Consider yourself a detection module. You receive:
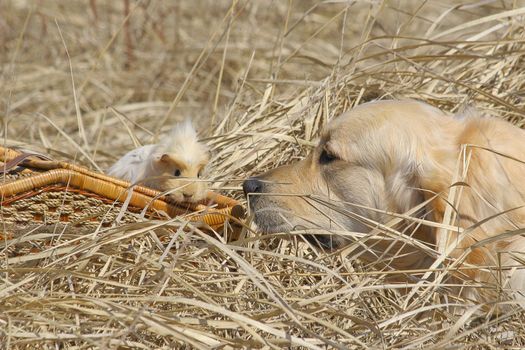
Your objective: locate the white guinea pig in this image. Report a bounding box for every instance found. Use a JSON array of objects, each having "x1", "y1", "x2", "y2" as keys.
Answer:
[{"x1": 108, "y1": 120, "x2": 209, "y2": 203}]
